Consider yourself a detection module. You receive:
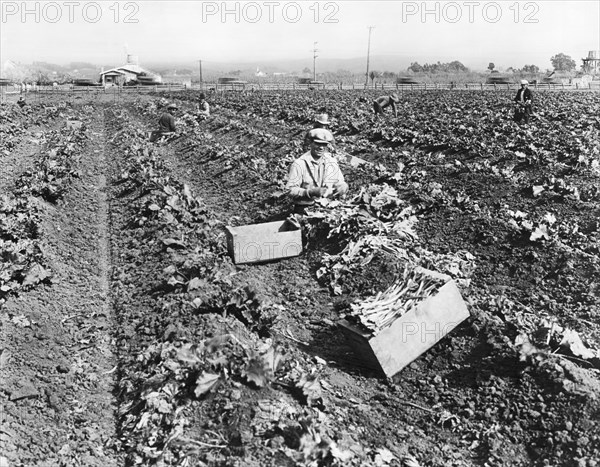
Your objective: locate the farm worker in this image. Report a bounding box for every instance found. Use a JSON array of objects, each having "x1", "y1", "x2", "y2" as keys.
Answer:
[
  {"x1": 150, "y1": 103, "x2": 178, "y2": 142},
  {"x1": 17, "y1": 96, "x2": 26, "y2": 108},
  {"x1": 197, "y1": 92, "x2": 210, "y2": 120},
  {"x1": 158, "y1": 103, "x2": 178, "y2": 134},
  {"x1": 302, "y1": 113, "x2": 336, "y2": 152},
  {"x1": 286, "y1": 128, "x2": 348, "y2": 215},
  {"x1": 373, "y1": 93, "x2": 399, "y2": 117},
  {"x1": 514, "y1": 80, "x2": 533, "y2": 124}
]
